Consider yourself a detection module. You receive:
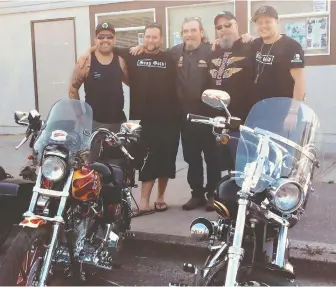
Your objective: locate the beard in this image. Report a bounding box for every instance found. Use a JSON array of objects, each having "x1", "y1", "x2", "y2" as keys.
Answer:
[
  {"x1": 144, "y1": 43, "x2": 160, "y2": 53},
  {"x1": 184, "y1": 41, "x2": 198, "y2": 51},
  {"x1": 219, "y1": 37, "x2": 235, "y2": 49}
]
